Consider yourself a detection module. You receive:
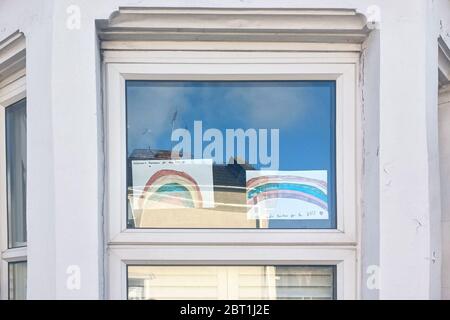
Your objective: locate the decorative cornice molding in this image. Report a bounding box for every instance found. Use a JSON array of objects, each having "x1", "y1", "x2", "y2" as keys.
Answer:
[
  {"x1": 0, "y1": 31, "x2": 26, "y2": 84},
  {"x1": 97, "y1": 7, "x2": 370, "y2": 45}
]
